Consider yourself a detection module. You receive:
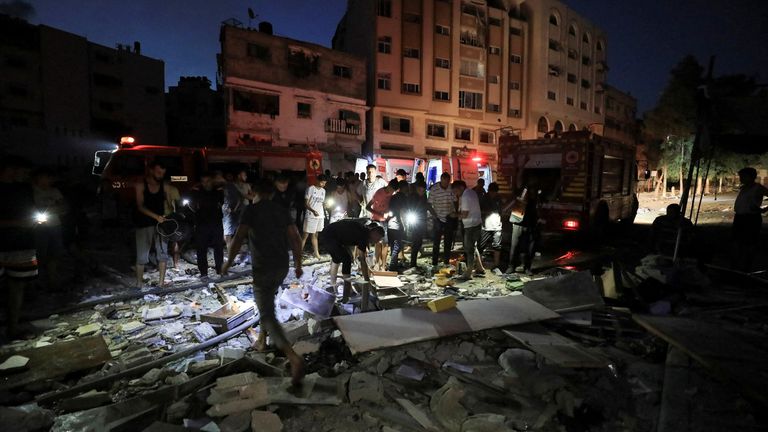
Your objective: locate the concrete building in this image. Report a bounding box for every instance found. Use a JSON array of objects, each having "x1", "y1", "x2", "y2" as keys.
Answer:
[
  {"x1": 166, "y1": 76, "x2": 225, "y2": 148},
  {"x1": 603, "y1": 84, "x2": 637, "y2": 147},
  {"x1": 0, "y1": 14, "x2": 166, "y2": 167},
  {"x1": 218, "y1": 20, "x2": 368, "y2": 171},
  {"x1": 332, "y1": 0, "x2": 608, "y2": 160}
]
